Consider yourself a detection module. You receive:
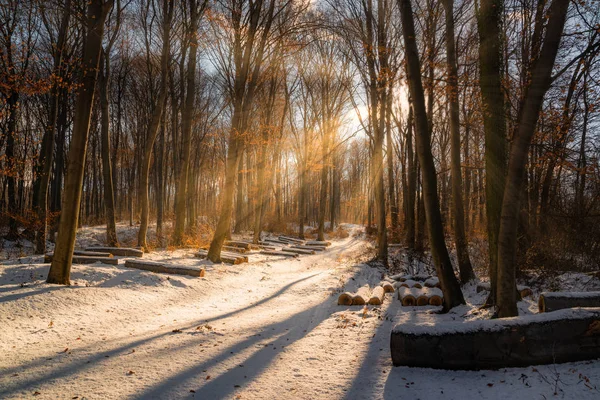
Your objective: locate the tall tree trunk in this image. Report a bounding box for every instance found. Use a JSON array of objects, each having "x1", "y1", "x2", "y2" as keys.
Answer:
[
  {"x1": 496, "y1": 0, "x2": 569, "y2": 318},
  {"x1": 399, "y1": 0, "x2": 465, "y2": 310},
  {"x1": 442, "y1": 0, "x2": 475, "y2": 283},
  {"x1": 173, "y1": 3, "x2": 200, "y2": 245},
  {"x1": 99, "y1": 50, "x2": 119, "y2": 247},
  {"x1": 476, "y1": 0, "x2": 508, "y2": 306},
  {"x1": 47, "y1": 0, "x2": 113, "y2": 285},
  {"x1": 33, "y1": 0, "x2": 71, "y2": 254},
  {"x1": 137, "y1": 0, "x2": 173, "y2": 251},
  {"x1": 405, "y1": 106, "x2": 416, "y2": 249}
]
